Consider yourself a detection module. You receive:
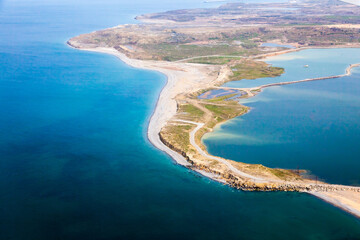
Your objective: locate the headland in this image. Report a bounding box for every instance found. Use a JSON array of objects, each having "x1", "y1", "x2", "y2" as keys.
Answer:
[{"x1": 68, "y1": 0, "x2": 360, "y2": 218}]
